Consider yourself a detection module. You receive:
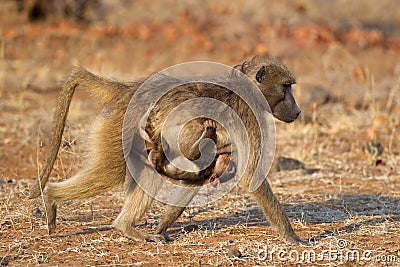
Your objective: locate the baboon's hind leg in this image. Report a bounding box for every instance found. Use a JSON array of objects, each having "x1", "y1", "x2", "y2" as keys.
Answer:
[
  {"x1": 45, "y1": 196, "x2": 57, "y2": 234},
  {"x1": 113, "y1": 168, "x2": 166, "y2": 242},
  {"x1": 45, "y1": 156, "x2": 126, "y2": 233}
]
